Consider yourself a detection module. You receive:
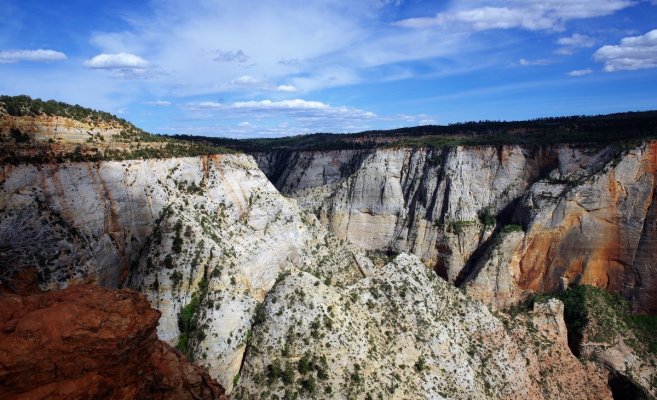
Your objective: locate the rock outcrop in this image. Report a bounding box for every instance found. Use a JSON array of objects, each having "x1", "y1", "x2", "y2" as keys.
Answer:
[
  {"x1": 257, "y1": 143, "x2": 657, "y2": 313},
  {"x1": 0, "y1": 154, "x2": 360, "y2": 392},
  {"x1": 0, "y1": 284, "x2": 226, "y2": 400},
  {"x1": 235, "y1": 254, "x2": 611, "y2": 399}
]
